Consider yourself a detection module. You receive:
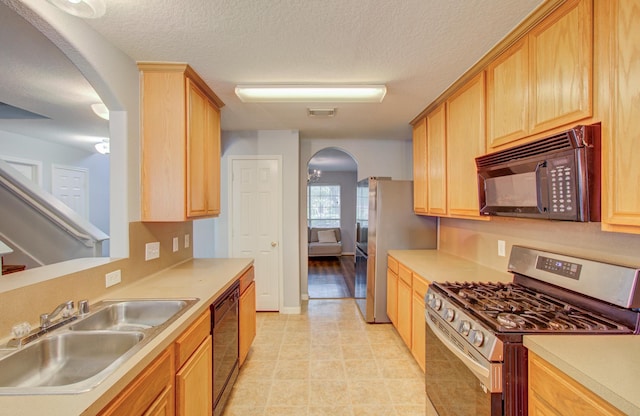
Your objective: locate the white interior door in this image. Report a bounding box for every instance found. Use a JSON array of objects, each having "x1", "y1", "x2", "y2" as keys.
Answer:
[
  {"x1": 52, "y1": 165, "x2": 89, "y2": 219},
  {"x1": 231, "y1": 158, "x2": 281, "y2": 311}
]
